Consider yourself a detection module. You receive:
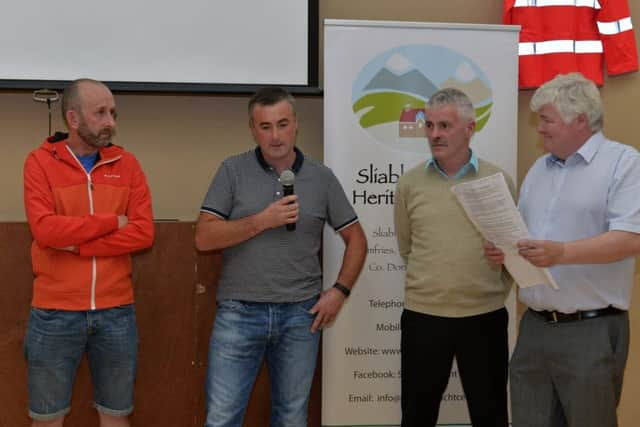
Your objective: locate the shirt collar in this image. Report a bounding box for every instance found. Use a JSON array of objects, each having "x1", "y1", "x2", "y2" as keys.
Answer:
[
  {"x1": 254, "y1": 146, "x2": 304, "y2": 173},
  {"x1": 545, "y1": 131, "x2": 604, "y2": 167},
  {"x1": 425, "y1": 149, "x2": 479, "y2": 179}
]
